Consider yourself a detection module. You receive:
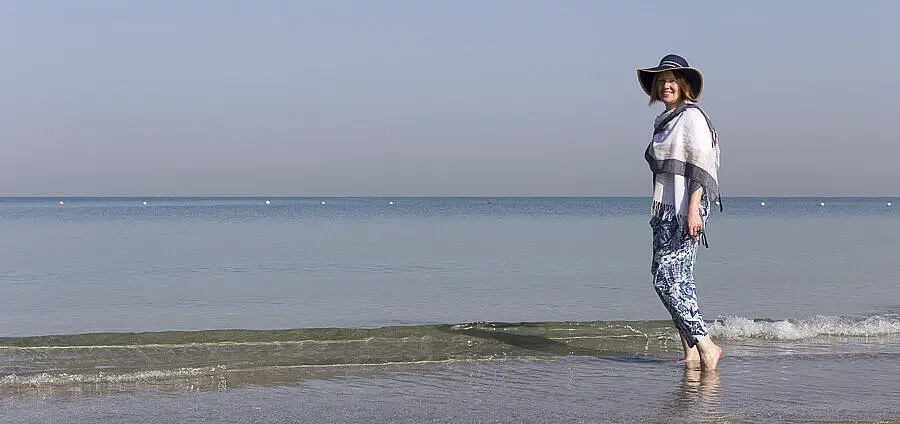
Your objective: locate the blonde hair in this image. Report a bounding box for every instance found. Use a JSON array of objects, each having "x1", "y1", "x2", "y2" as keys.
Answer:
[{"x1": 648, "y1": 70, "x2": 698, "y2": 106}]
